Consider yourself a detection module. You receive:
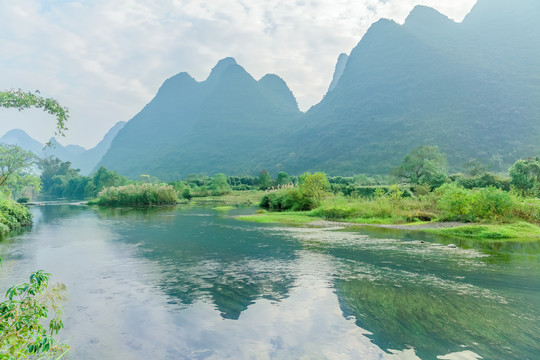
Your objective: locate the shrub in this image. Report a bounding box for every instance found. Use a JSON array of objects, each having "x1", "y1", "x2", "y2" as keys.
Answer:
[
  {"x1": 436, "y1": 184, "x2": 517, "y2": 222},
  {"x1": 96, "y1": 184, "x2": 178, "y2": 206},
  {"x1": 436, "y1": 183, "x2": 475, "y2": 221},
  {"x1": 0, "y1": 199, "x2": 32, "y2": 233},
  {"x1": 472, "y1": 187, "x2": 515, "y2": 220},
  {"x1": 0, "y1": 270, "x2": 67, "y2": 357},
  {"x1": 260, "y1": 188, "x2": 315, "y2": 212}
]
